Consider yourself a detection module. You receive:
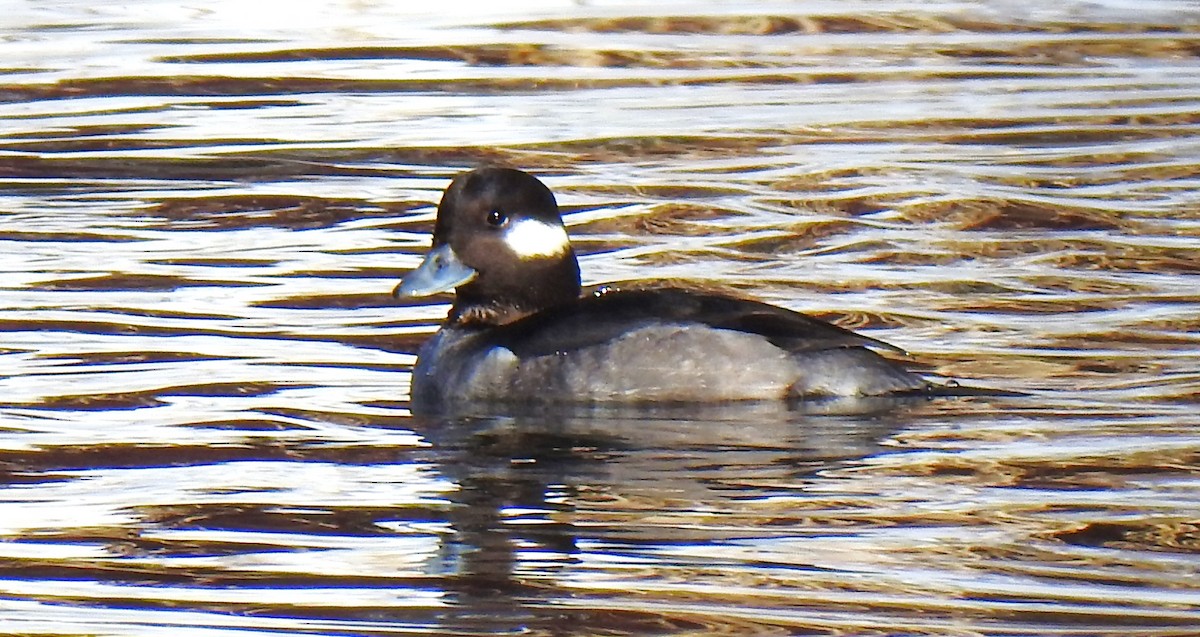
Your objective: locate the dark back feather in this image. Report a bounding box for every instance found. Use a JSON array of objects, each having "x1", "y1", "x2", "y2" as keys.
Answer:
[{"x1": 486, "y1": 288, "x2": 904, "y2": 358}]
